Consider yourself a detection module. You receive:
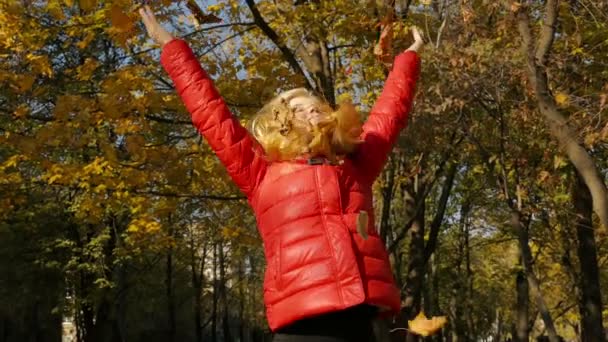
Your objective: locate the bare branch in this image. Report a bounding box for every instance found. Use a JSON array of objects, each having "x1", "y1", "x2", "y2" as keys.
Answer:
[
  {"x1": 145, "y1": 114, "x2": 192, "y2": 125},
  {"x1": 197, "y1": 27, "x2": 256, "y2": 58},
  {"x1": 244, "y1": 0, "x2": 315, "y2": 91},
  {"x1": 135, "y1": 190, "x2": 246, "y2": 201},
  {"x1": 129, "y1": 22, "x2": 257, "y2": 58},
  {"x1": 423, "y1": 161, "x2": 457, "y2": 263}
]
